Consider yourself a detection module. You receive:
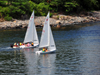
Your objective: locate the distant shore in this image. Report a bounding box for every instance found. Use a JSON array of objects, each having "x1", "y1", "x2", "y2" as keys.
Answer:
[{"x1": 0, "y1": 11, "x2": 100, "y2": 29}]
